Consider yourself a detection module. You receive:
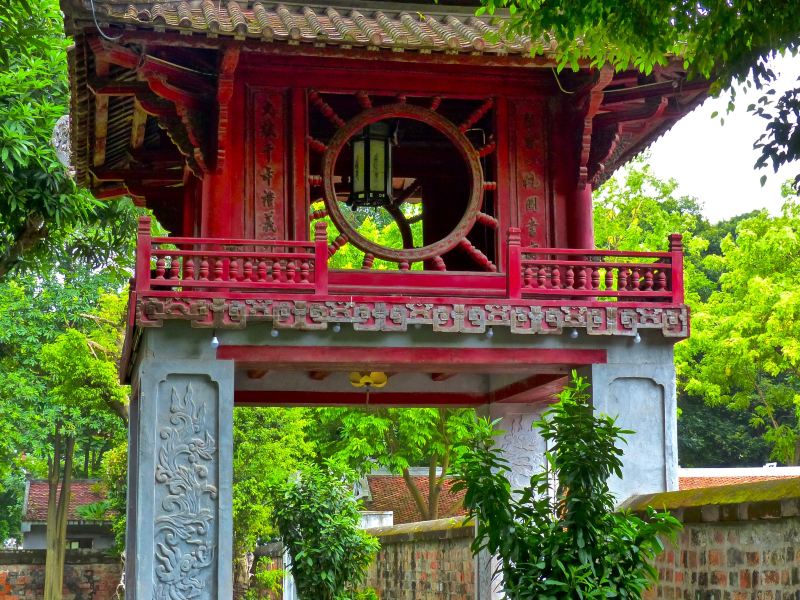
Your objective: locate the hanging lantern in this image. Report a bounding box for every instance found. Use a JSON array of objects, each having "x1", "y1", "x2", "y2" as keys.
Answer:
[{"x1": 347, "y1": 121, "x2": 393, "y2": 210}]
